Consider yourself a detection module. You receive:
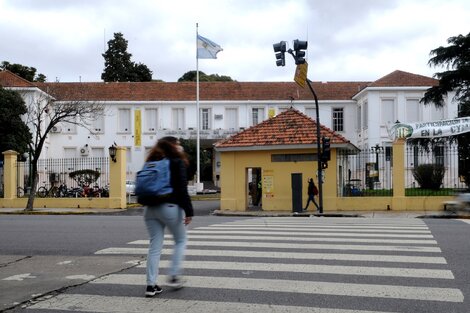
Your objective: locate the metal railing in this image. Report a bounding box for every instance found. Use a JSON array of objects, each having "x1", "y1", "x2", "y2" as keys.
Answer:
[
  {"x1": 16, "y1": 157, "x2": 110, "y2": 198},
  {"x1": 337, "y1": 147, "x2": 393, "y2": 197}
]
